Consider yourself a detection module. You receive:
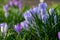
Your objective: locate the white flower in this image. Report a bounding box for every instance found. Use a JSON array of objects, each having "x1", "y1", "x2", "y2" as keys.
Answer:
[
  {"x1": 0, "y1": 23, "x2": 8, "y2": 36},
  {"x1": 5, "y1": 12, "x2": 8, "y2": 18}
]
